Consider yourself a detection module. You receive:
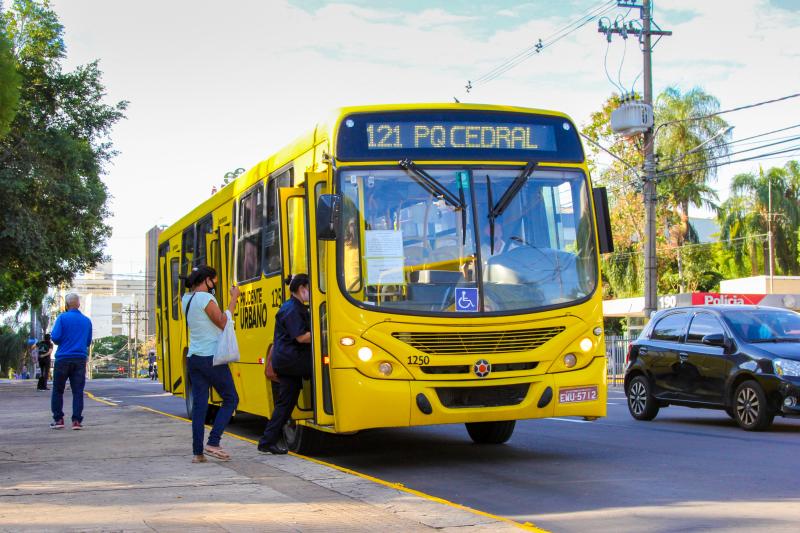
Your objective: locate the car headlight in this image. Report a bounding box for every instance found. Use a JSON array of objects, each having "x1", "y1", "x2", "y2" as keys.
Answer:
[{"x1": 774, "y1": 358, "x2": 800, "y2": 377}]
